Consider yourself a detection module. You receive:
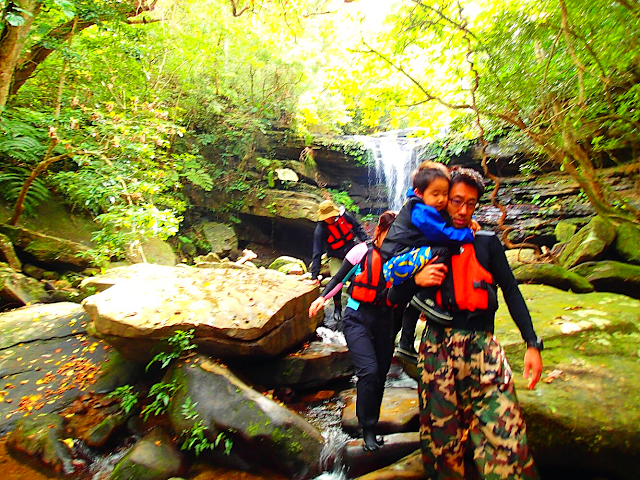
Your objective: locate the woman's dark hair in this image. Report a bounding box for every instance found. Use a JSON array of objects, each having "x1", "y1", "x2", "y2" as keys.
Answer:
[
  {"x1": 413, "y1": 167, "x2": 449, "y2": 193},
  {"x1": 449, "y1": 166, "x2": 485, "y2": 197},
  {"x1": 374, "y1": 210, "x2": 397, "y2": 243}
]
